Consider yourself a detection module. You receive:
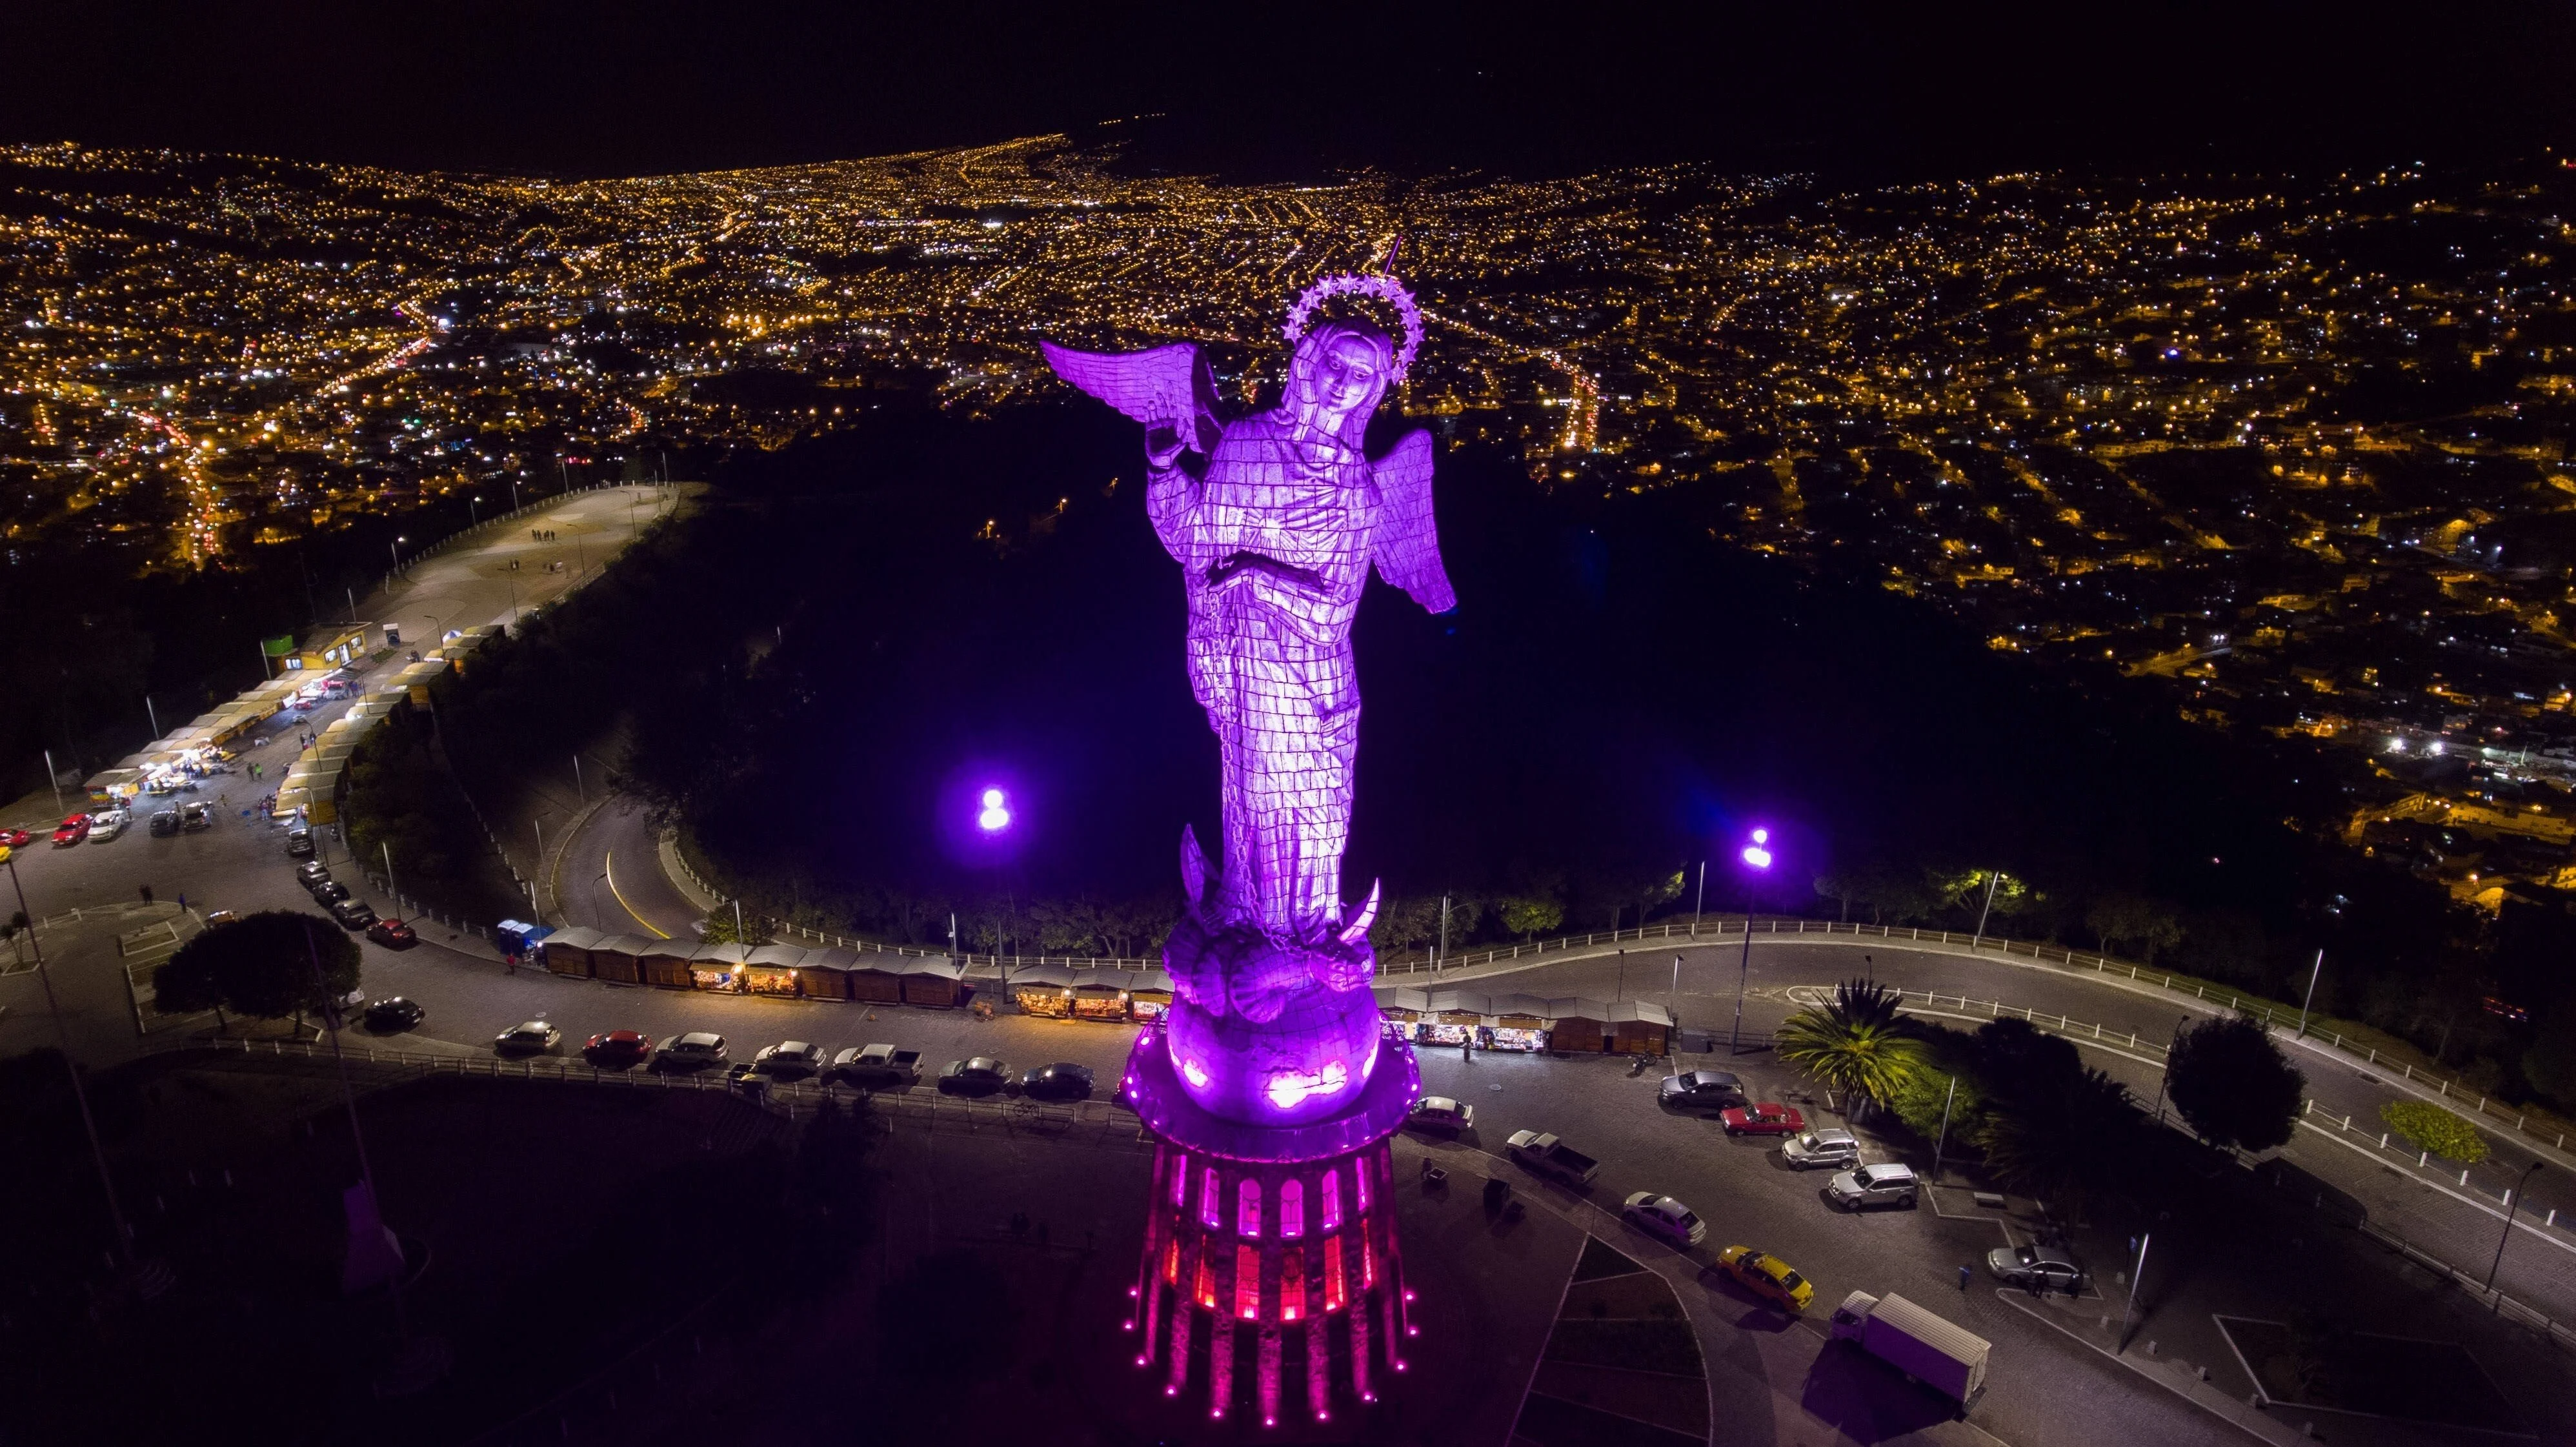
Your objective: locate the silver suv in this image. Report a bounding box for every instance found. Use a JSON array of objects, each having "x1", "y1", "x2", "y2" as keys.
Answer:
[
  {"x1": 653, "y1": 1031, "x2": 729, "y2": 1071},
  {"x1": 1825, "y1": 1162, "x2": 1919, "y2": 1210},
  {"x1": 1781, "y1": 1128, "x2": 1861, "y2": 1171}
]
